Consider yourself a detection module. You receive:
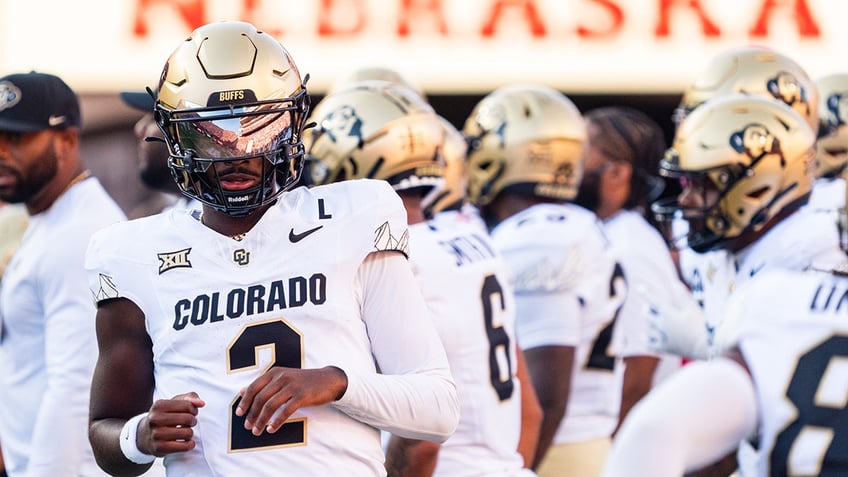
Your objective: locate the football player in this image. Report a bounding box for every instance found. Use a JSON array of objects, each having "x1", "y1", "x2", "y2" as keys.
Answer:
[
  {"x1": 607, "y1": 94, "x2": 848, "y2": 476},
  {"x1": 573, "y1": 106, "x2": 685, "y2": 432},
  {"x1": 667, "y1": 46, "x2": 820, "y2": 337},
  {"x1": 305, "y1": 79, "x2": 541, "y2": 477},
  {"x1": 85, "y1": 21, "x2": 458, "y2": 476},
  {"x1": 464, "y1": 84, "x2": 626, "y2": 477}
]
